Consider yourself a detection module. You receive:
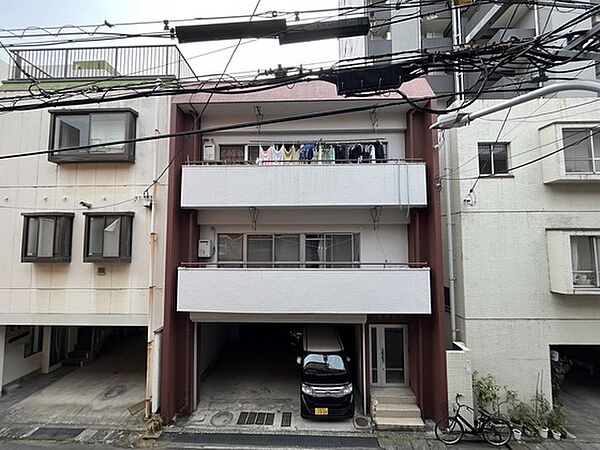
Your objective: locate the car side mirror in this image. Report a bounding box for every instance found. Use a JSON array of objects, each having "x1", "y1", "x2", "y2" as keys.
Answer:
[{"x1": 296, "y1": 356, "x2": 302, "y2": 365}]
